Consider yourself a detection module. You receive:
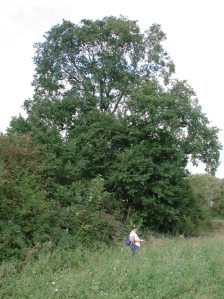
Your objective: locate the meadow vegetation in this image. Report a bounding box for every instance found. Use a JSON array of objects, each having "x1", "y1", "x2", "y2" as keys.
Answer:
[{"x1": 1, "y1": 223, "x2": 224, "y2": 298}]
